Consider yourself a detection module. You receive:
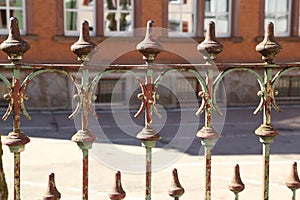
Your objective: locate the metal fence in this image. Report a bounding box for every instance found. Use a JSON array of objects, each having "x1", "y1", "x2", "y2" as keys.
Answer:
[{"x1": 0, "y1": 17, "x2": 299, "y2": 200}]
